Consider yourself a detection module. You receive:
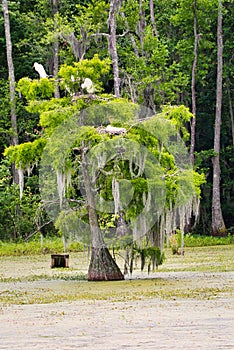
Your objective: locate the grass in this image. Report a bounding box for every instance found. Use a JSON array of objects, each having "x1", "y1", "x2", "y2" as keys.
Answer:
[
  {"x1": 184, "y1": 233, "x2": 234, "y2": 247},
  {"x1": 0, "y1": 237, "x2": 83, "y2": 256}
]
